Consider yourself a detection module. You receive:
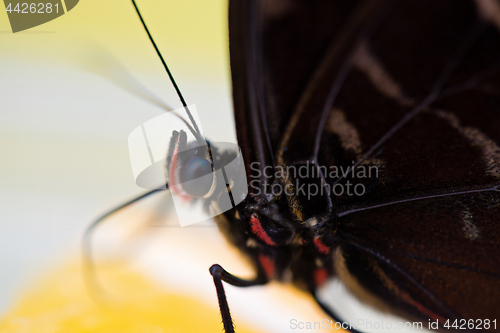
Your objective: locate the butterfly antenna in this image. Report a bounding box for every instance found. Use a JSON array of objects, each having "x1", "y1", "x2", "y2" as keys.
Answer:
[
  {"x1": 83, "y1": 187, "x2": 166, "y2": 301},
  {"x1": 130, "y1": 0, "x2": 203, "y2": 140}
]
